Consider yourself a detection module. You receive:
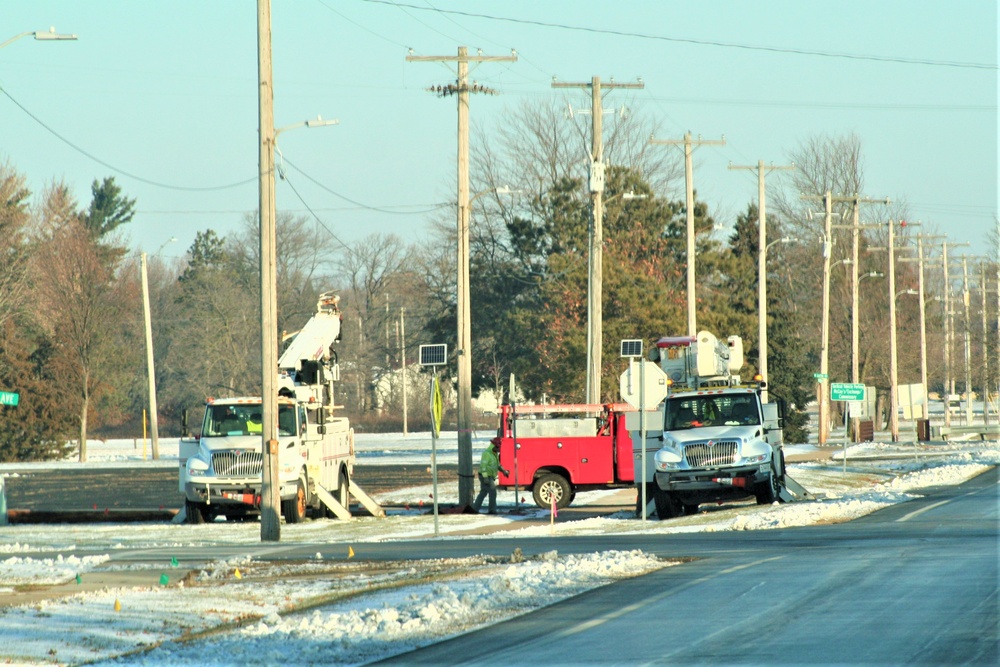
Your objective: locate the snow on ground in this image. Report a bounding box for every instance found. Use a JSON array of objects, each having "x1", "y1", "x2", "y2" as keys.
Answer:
[{"x1": 1, "y1": 432, "x2": 998, "y2": 666}]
